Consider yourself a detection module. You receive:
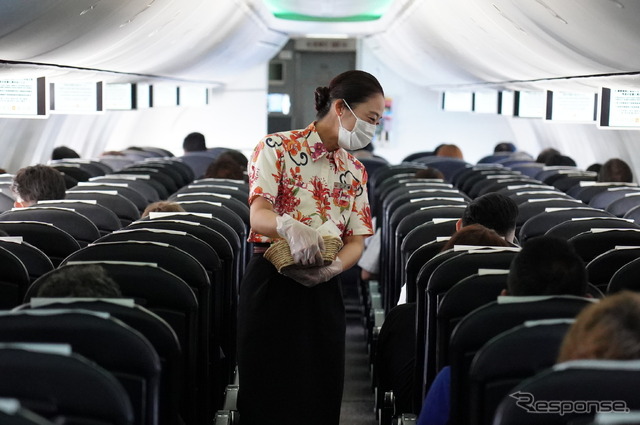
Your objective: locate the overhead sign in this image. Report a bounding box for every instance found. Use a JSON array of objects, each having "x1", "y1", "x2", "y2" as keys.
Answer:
[{"x1": 0, "y1": 77, "x2": 47, "y2": 118}]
